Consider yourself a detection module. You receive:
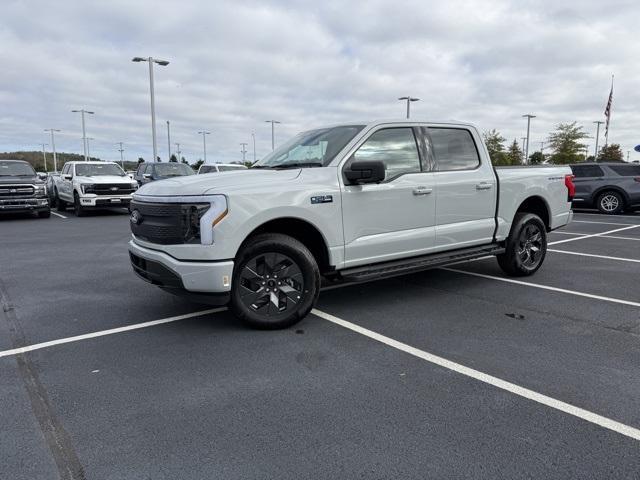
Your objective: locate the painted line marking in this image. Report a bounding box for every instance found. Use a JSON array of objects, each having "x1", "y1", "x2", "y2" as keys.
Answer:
[
  {"x1": 50, "y1": 211, "x2": 67, "y2": 219},
  {"x1": 548, "y1": 225, "x2": 640, "y2": 245},
  {"x1": 548, "y1": 249, "x2": 640, "y2": 263},
  {"x1": 442, "y1": 267, "x2": 640, "y2": 308},
  {"x1": 552, "y1": 231, "x2": 640, "y2": 241},
  {"x1": 573, "y1": 212, "x2": 640, "y2": 220},
  {"x1": 572, "y1": 220, "x2": 636, "y2": 226},
  {"x1": 312, "y1": 308, "x2": 640, "y2": 442},
  {"x1": 0, "y1": 308, "x2": 225, "y2": 359}
]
